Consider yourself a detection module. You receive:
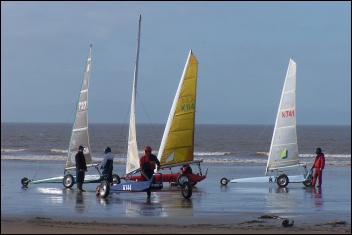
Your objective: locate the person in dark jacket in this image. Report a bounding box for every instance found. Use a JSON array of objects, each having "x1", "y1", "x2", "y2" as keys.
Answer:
[
  {"x1": 75, "y1": 145, "x2": 87, "y2": 192},
  {"x1": 100, "y1": 147, "x2": 114, "y2": 185},
  {"x1": 311, "y1": 147, "x2": 325, "y2": 187},
  {"x1": 140, "y1": 146, "x2": 160, "y2": 198}
]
